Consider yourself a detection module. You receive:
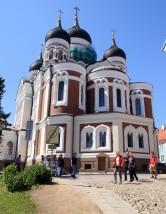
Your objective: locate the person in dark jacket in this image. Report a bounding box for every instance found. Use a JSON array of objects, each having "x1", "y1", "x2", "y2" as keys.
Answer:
[
  {"x1": 56, "y1": 154, "x2": 64, "y2": 177},
  {"x1": 124, "y1": 151, "x2": 129, "y2": 181},
  {"x1": 15, "y1": 154, "x2": 21, "y2": 171},
  {"x1": 71, "y1": 153, "x2": 77, "y2": 178},
  {"x1": 128, "y1": 152, "x2": 138, "y2": 182}
]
